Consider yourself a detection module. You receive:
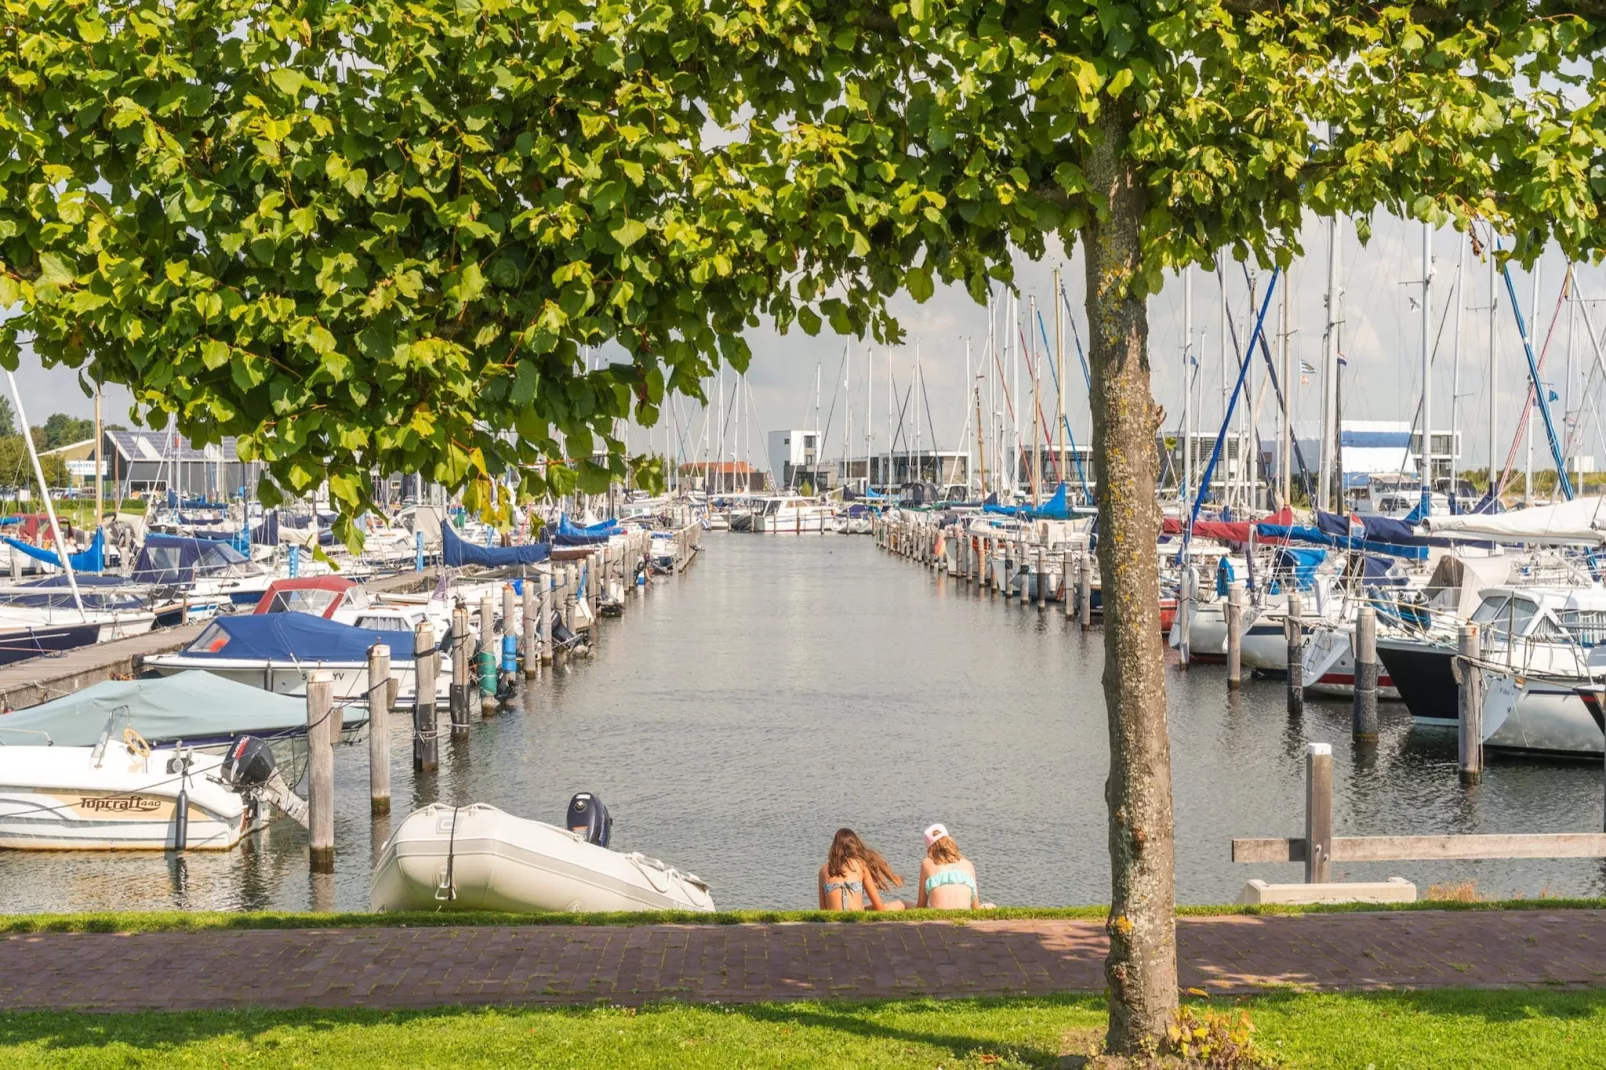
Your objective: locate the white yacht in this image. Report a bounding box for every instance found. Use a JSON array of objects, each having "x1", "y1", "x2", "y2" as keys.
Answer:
[{"x1": 750, "y1": 497, "x2": 834, "y2": 534}]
